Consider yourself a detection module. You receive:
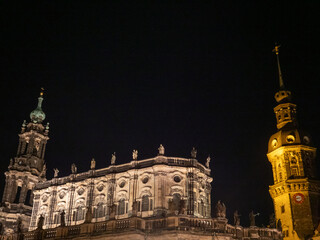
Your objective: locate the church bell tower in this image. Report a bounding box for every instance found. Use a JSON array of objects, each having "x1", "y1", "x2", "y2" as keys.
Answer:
[
  {"x1": 267, "y1": 46, "x2": 320, "y2": 239},
  {"x1": 0, "y1": 89, "x2": 49, "y2": 235}
]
